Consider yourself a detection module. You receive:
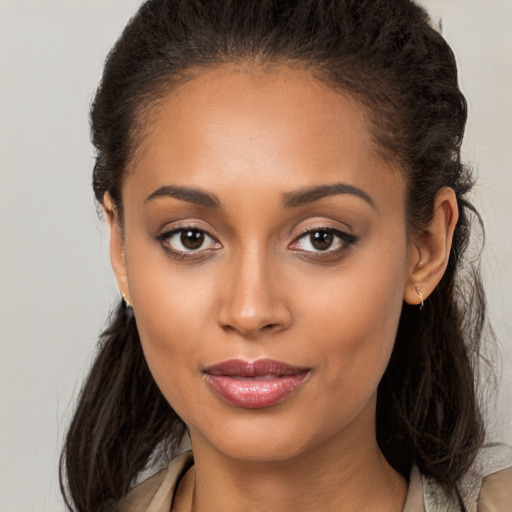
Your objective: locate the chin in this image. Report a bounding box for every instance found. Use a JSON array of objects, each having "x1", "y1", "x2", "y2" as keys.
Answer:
[
  {"x1": 188, "y1": 408, "x2": 339, "y2": 464},
  {"x1": 213, "y1": 436, "x2": 310, "y2": 463}
]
